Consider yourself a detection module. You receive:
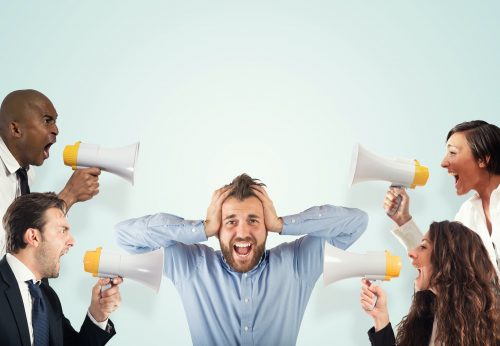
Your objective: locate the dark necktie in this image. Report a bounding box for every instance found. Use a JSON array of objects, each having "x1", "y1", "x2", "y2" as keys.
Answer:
[
  {"x1": 16, "y1": 167, "x2": 30, "y2": 195},
  {"x1": 26, "y1": 280, "x2": 50, "y2": 346}
]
